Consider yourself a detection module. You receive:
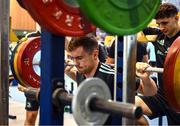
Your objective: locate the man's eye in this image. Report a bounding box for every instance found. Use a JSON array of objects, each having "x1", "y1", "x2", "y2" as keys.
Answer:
[{"x1": 77, "y1": 57, "x2": 83, "y2": 60}]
